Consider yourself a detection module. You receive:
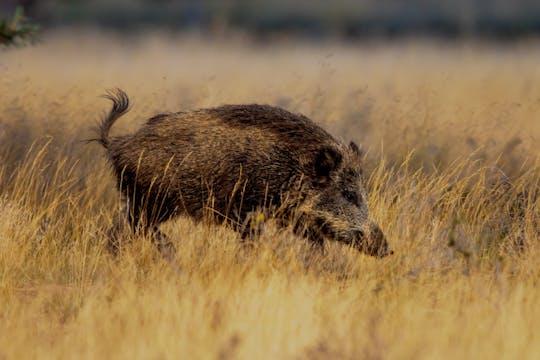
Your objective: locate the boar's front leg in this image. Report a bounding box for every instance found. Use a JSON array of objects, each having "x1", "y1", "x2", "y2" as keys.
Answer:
[{"x1": 149, "y1": 225, "x2": 176, "y2": 261}]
